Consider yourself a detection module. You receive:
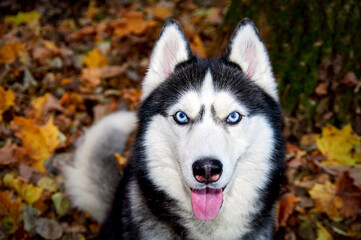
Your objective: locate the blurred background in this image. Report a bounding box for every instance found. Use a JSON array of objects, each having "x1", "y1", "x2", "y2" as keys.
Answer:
[{"x1": 0, "y1": 0, "x2": 360, "y2": 239}]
